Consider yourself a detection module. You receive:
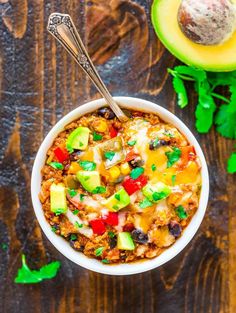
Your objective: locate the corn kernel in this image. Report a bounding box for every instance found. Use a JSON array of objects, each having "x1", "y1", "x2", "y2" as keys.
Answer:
[
  {"x1": 68, "y1": 162, "x2": 81, "y2": 174},
  {"x1": 93, "y1": 120, "x2": 108, "y2": 133},
  {"x1": 120, "y1": 162, "x2": 130, "y2": 175},
  {"x1": 108, "y1": 166, "x2": 120, "y2": 181}
]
